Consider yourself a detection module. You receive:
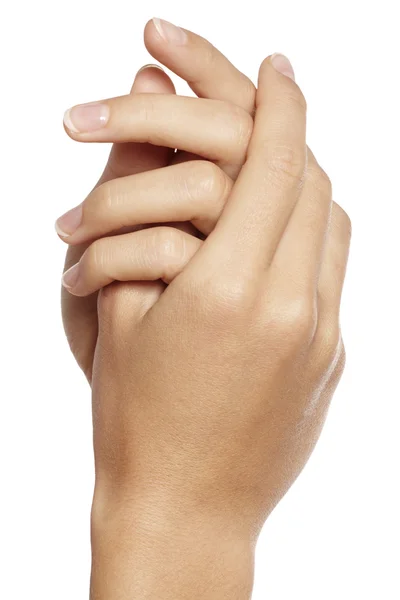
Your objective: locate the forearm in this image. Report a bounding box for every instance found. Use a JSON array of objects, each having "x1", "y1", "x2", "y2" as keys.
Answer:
[{"x1": 90, "y1": 489, "x2": 255, "y2": 600}]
